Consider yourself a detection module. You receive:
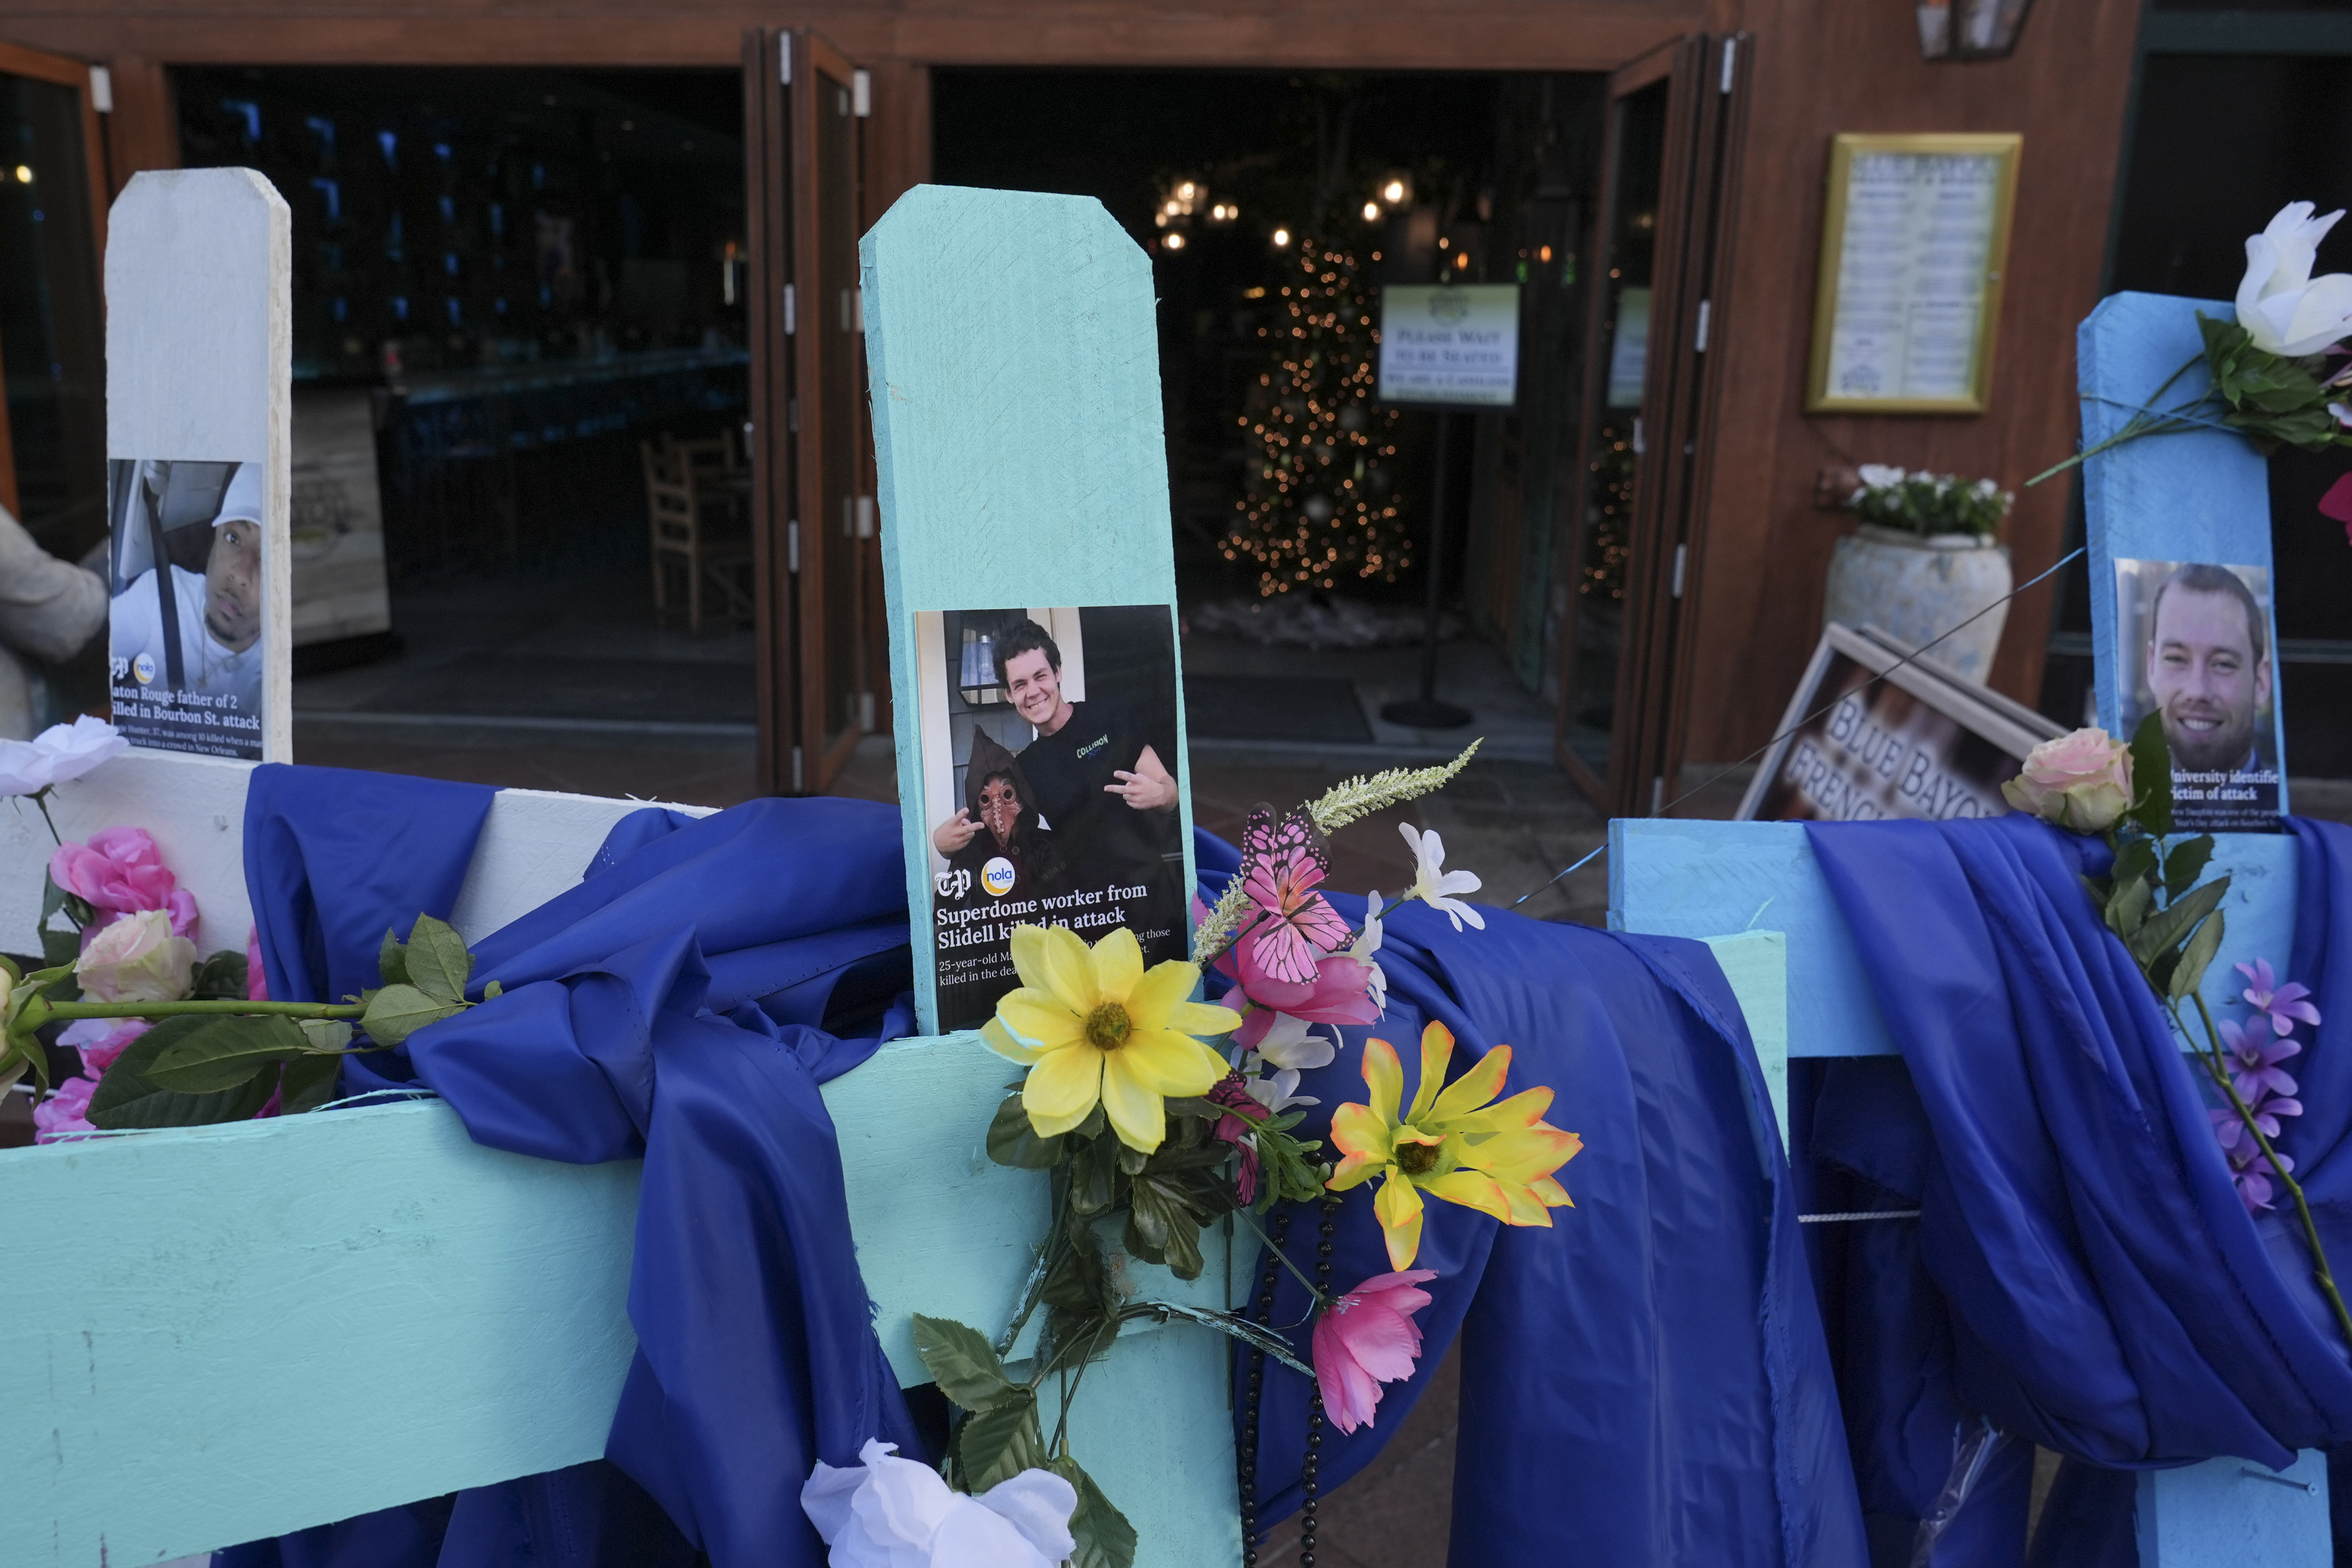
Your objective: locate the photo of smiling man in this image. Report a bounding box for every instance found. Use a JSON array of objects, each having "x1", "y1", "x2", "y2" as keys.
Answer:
[
  {"x1": 917, "y1": 605, "x2": 1185, "y2": 1030},
  {"x1": 2116, "y1": 558, "x2": 2282, "y2": 831},
  {"x1": 107, "y1": 456, "x2": 270, "y2": 760}
]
